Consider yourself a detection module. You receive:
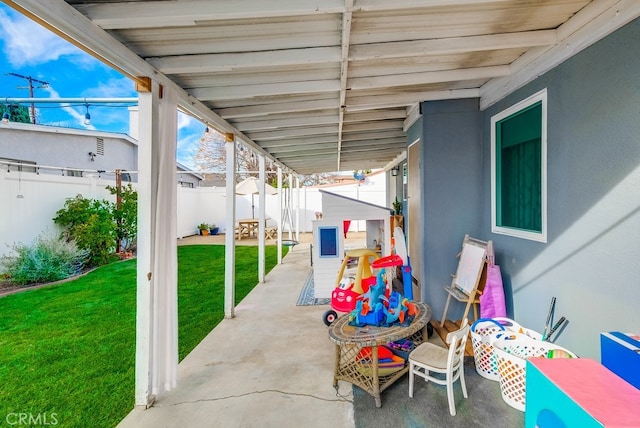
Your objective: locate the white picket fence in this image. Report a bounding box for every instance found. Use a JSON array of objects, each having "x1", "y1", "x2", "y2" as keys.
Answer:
[{"x1": 1, "y1": 170, "x2": 388, "y2": 259}]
